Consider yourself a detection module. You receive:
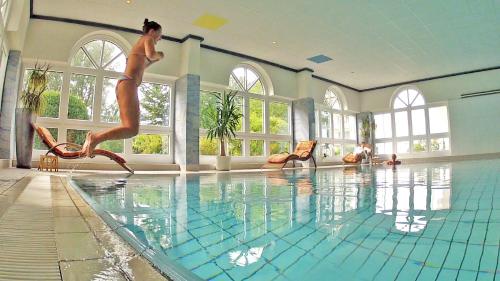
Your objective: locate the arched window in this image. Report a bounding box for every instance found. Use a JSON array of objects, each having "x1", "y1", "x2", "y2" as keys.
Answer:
[
  {"x1": 373, "y1": 86, "x2": 450, "y2": 155},
  {"x1": 392, "y1": 87, "x2": 425, "y2": 109},
  {"x1": 28, "y1": 34, "x2": 173, "y2": 163},
  {"x1": 229, "y1": 66, "x2": 265, "y2": 95},
  {"x1": 0, "y1": 0, "x2": 10, "y2": 24},
  {"x1": 199, "y1": 64, "x2": 291, "y2": 160},
  {"x1": 315, "y1": 88, "x2": 356, "y2": 161},
  {"x1": 71, "y1": 40, "x2": 126, "y2": 72}
]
